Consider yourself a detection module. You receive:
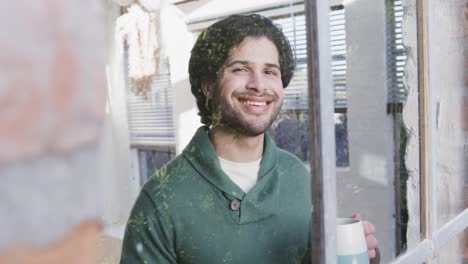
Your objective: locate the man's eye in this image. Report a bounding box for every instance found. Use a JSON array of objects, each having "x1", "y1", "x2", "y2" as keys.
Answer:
[
  {"x1": 233, "y1": 68, "x2": 247, "y2": 72},
  {"x1": 265, "y1": 70, "x2": 278, "y2": 75}
]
